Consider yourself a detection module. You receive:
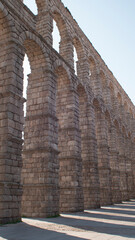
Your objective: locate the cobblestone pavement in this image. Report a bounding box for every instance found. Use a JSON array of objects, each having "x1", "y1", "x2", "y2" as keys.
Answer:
[{"x1": 0, "y1": 200, "x2": 135, "y2": 240}]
